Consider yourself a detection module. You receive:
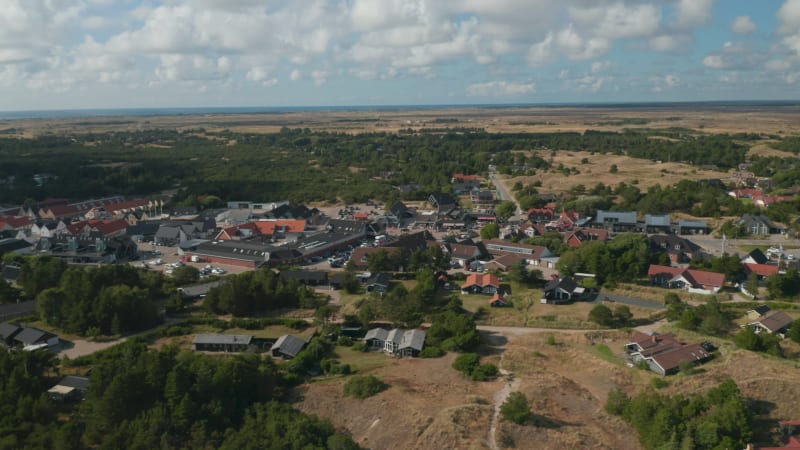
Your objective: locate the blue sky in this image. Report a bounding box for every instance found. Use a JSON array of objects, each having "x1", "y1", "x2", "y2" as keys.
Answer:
[{"x1": 1, "y1": 0, "x2": 800, "y2": 110}]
